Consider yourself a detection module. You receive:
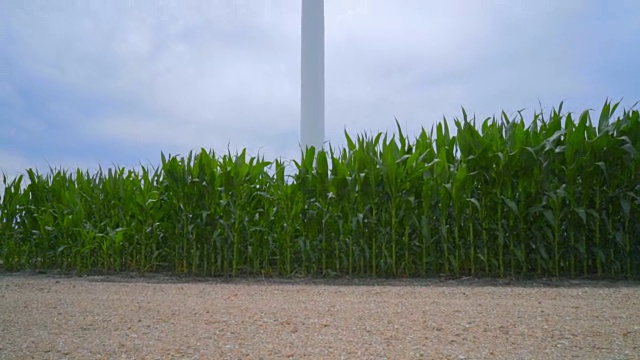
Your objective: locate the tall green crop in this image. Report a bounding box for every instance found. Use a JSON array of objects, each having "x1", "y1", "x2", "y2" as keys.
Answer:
[{"x1": 1, "y1": 101, "x2": 638, "y2": 278}]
